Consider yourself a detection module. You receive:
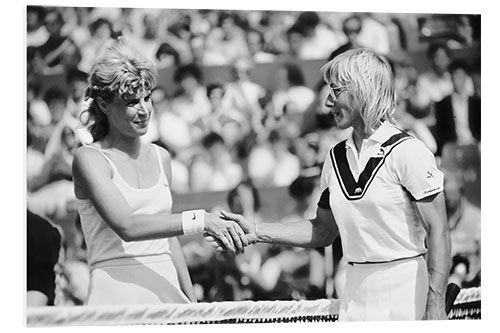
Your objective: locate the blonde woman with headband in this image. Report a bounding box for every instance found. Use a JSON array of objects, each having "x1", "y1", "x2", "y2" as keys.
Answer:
[
  {"x1": 211, "y1": 48, "x2": 451, "y2": 321},
  {"x1": 72, "y1": 38, "x2": 248, "y2": 305}
]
